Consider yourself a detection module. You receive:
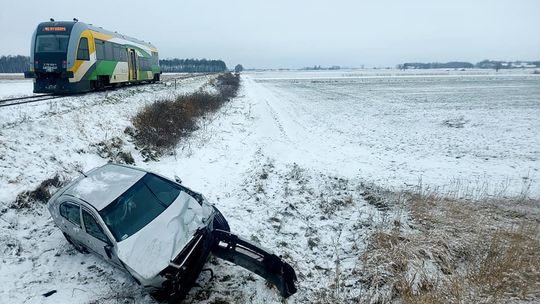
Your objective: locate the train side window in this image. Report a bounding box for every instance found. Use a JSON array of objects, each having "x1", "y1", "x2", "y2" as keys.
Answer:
[
  {"x1": 112, "y1": 45, "x2": 119, "y2": 61},
  {"x1": 144, "y1": 58, "x2": 151, "y2": 69},
  {"x1": 77, "y1": 37, "x2": 89, "y2": 61},
  {"x1": 113, "y1": 44, "x2": 126, "y2": 62},
  {"x1": 140, "y1": 58, "x2": 146, "y2": 70},
  {"x1": 104, "y1": 42, "x2": 114, "y2": 61},
  {"x1": 95, "y1": 39, "x2": 105, "y2": 60}
]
